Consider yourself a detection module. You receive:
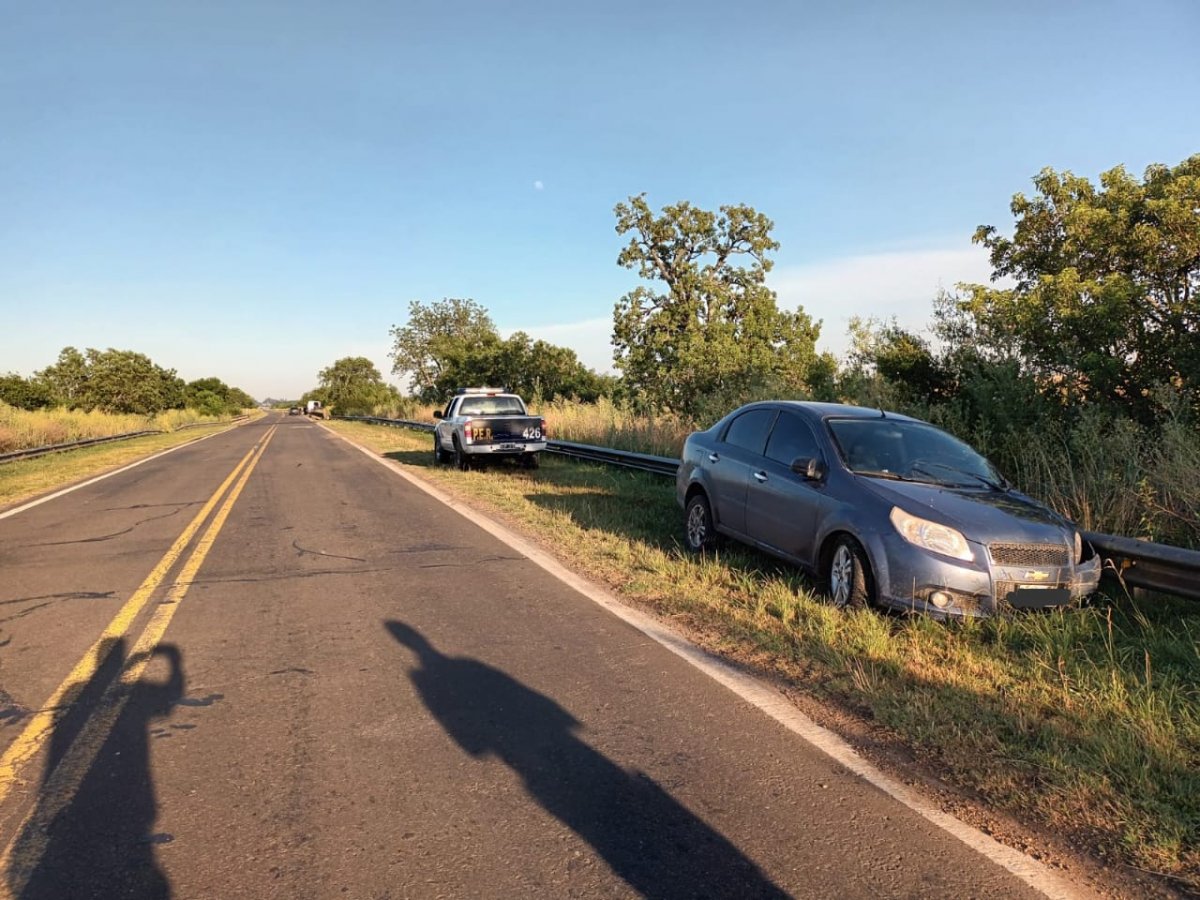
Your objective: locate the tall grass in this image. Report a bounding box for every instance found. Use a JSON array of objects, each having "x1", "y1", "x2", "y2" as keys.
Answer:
[
  {"x1": 0, "y1": 403, "x2": 229, "y2": 454},
  {"x1": 539, "y1": 396, "x2": 692, "y2": 458},
  {"x1": 945, "y1": 408, "x2": 1200, "y2": 548}
]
